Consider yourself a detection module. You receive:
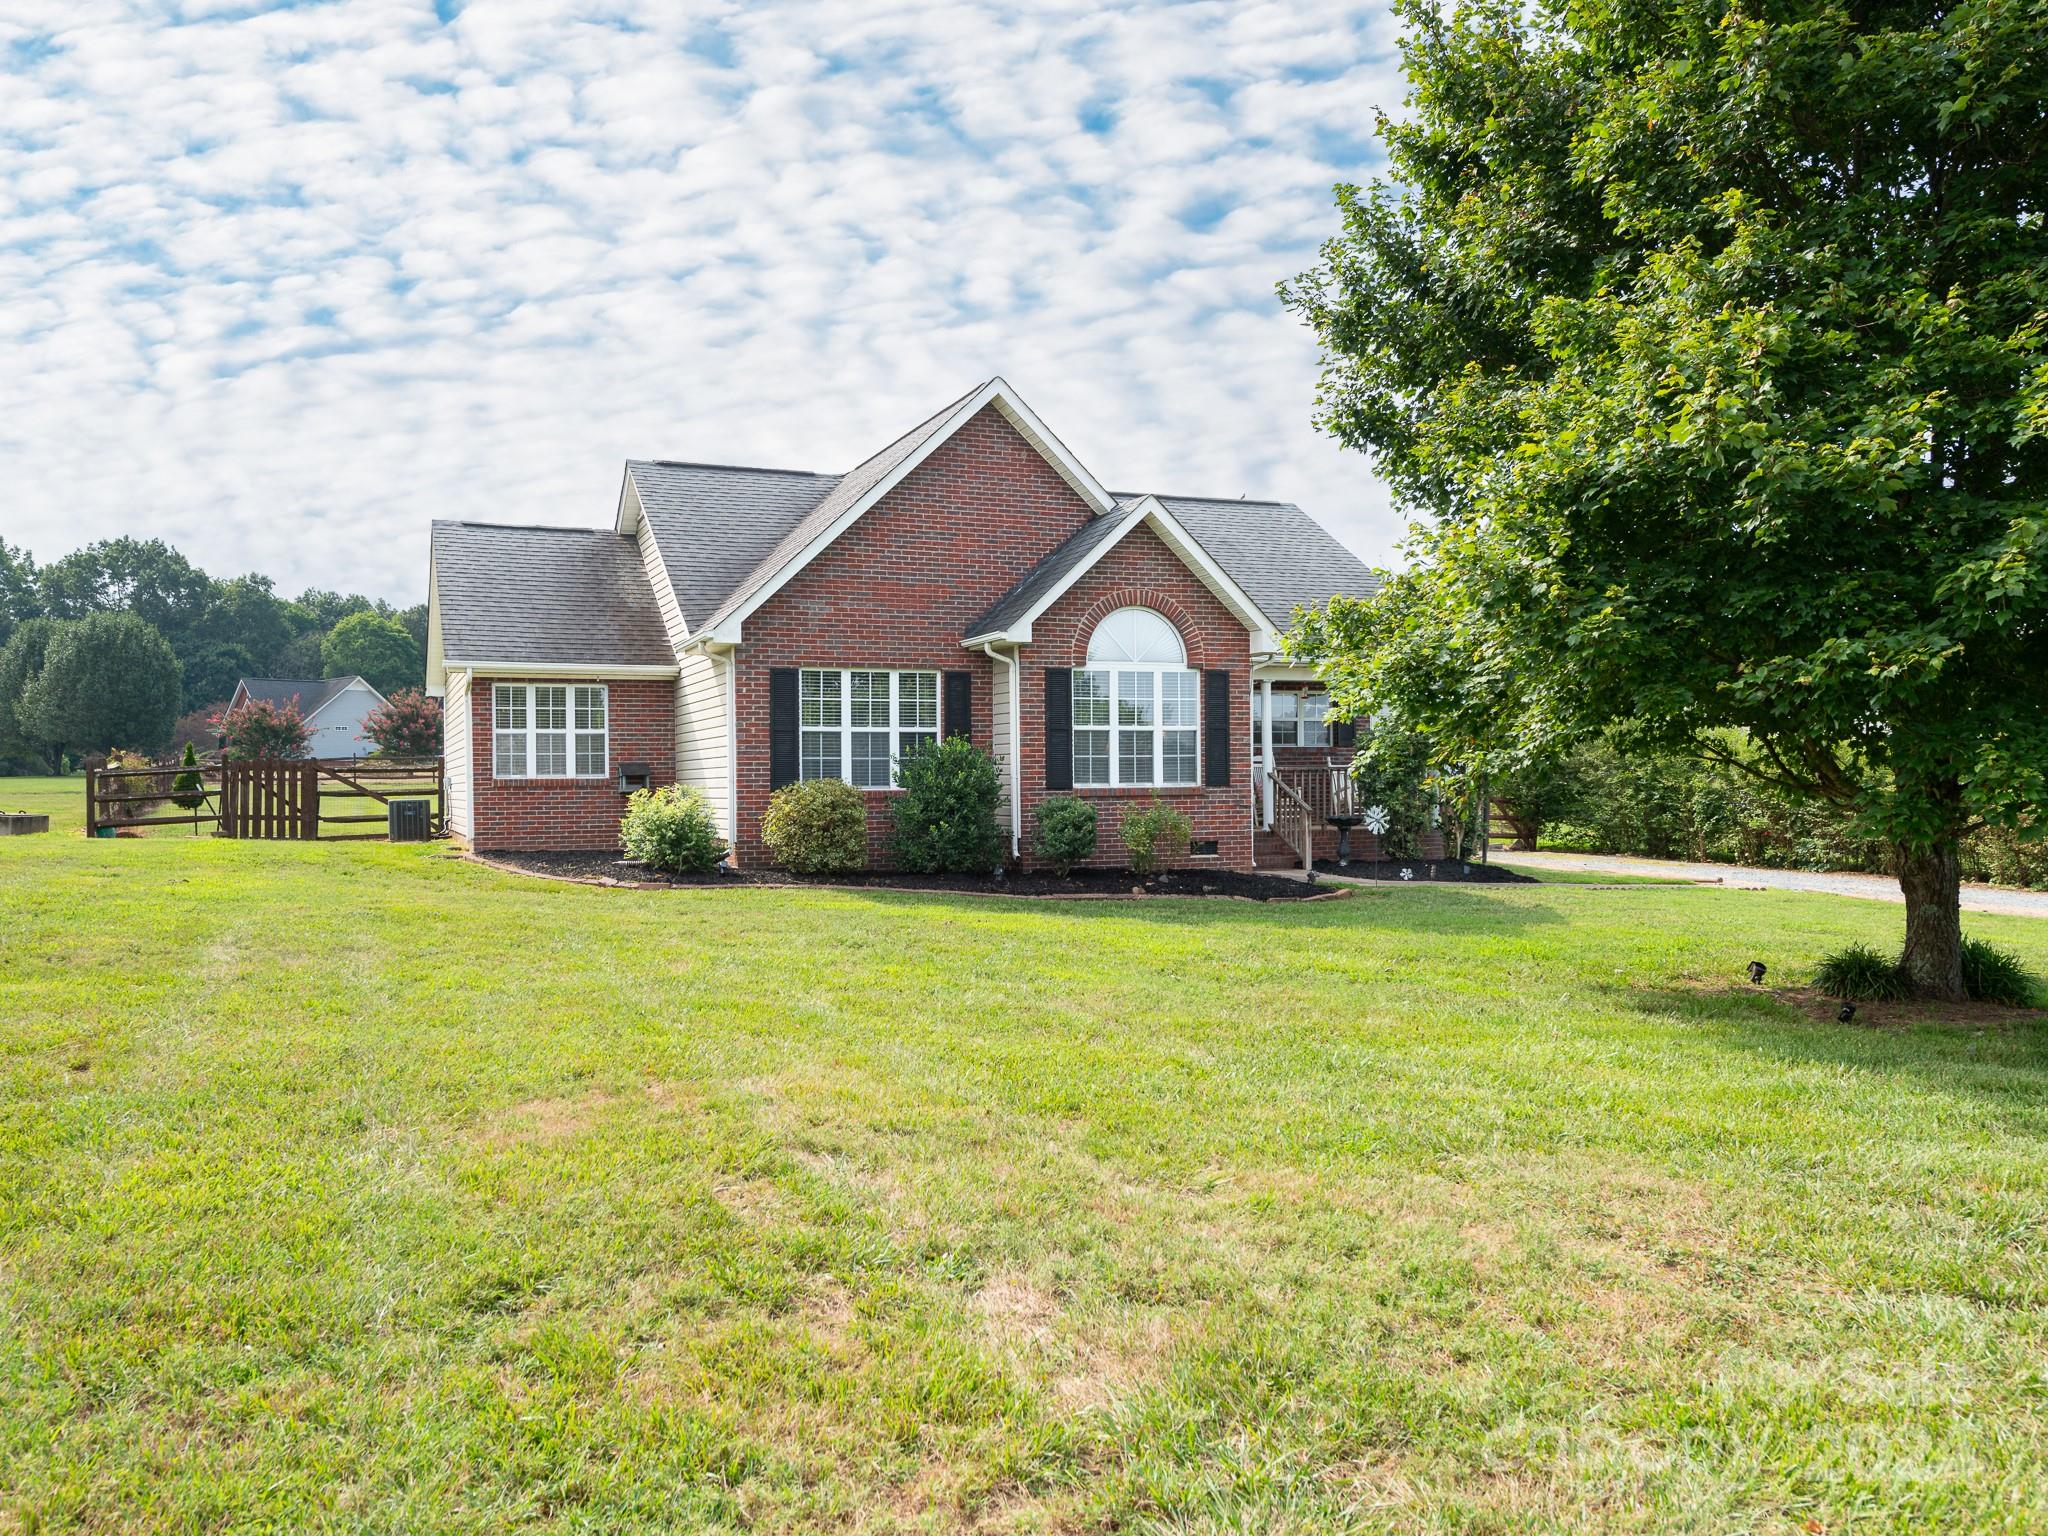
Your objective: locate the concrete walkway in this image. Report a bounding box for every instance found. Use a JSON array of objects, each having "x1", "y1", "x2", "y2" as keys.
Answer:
[{"x1": 1496, "y1": 850, "x2": 2048, "y2": 919}]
